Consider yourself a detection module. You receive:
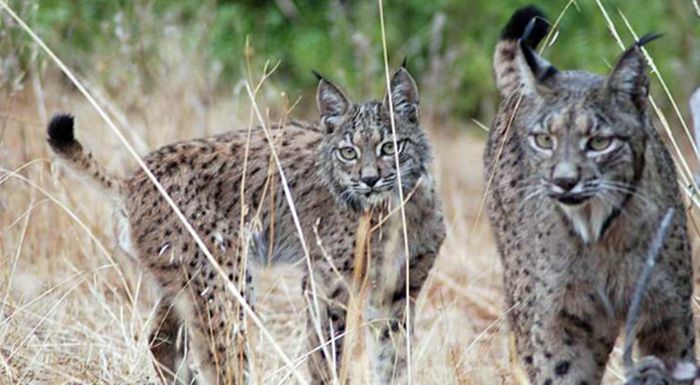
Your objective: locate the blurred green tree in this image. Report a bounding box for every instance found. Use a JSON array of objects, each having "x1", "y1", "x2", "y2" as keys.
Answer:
[{"x1": 2, "y1": 0, "x2": 698, "y2": 121}]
